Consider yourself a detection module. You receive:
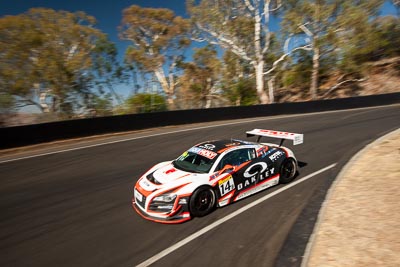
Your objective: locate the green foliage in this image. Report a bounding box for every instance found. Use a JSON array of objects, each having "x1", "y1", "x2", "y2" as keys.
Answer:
[
  {"x1": 120, "y1": 5, "x2": 190, "y2": 105},
  {"x1": 0, "y1": 93, "x2": 15, "y2": 113},
  {"x1": 223, "y1": 78, "x2": 258, "y2": 106},
  {"x1": 86, "y1": 94, "x2": 114, "y2": 116},
  {"x1": 178, "y1": 45, "x2": 222, "y2": 108},
  {"x1": 282, "y1": 0, "x2": 385, "y2": 97},
  {"x1": 0, "y1": 8, "x2": 120, "y2": 114},
  {"x1": 220, "y1": 50, "x2": 257, "y2": 106},
  {"x1": 282, "y1": 51, "x2": 312, "y2": 89},
  {"x1": 339, "y1": 16, "x2": 400, "y2": 74},
  {"x1": 125, "y1": 93, "x2": 167, "y2": 113}
]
